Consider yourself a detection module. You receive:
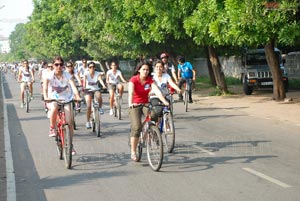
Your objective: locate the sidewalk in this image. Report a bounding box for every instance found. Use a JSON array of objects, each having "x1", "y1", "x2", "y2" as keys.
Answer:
[{"x1": 193, "y1": 87, "x2": 300, "y2": 125}]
